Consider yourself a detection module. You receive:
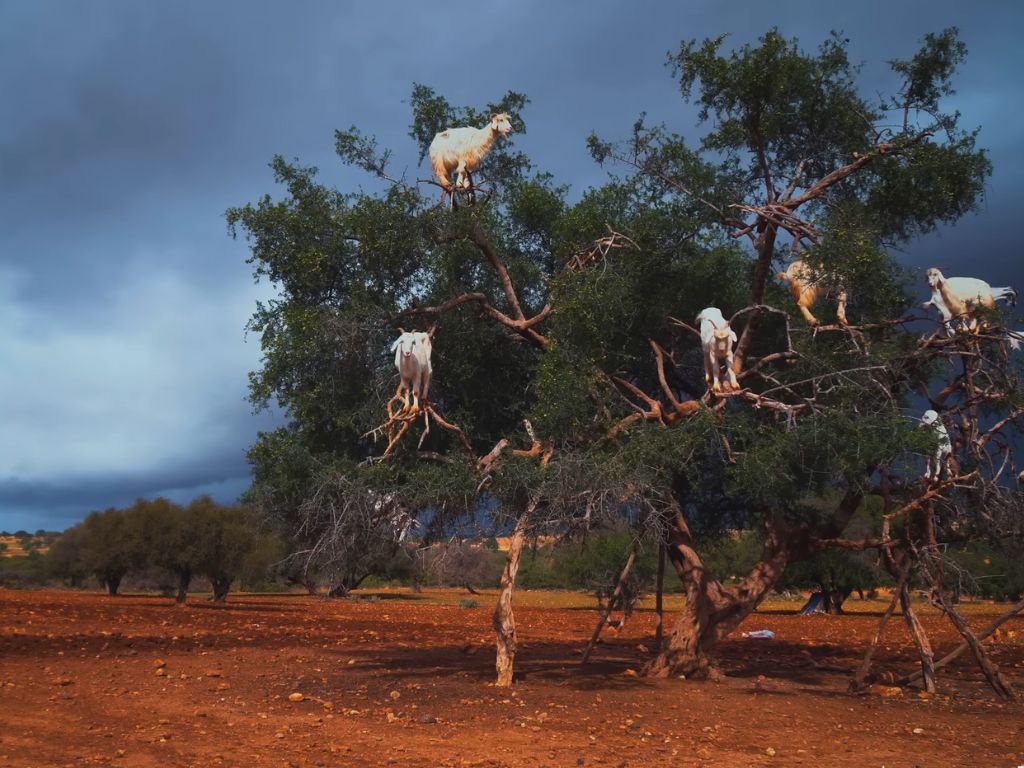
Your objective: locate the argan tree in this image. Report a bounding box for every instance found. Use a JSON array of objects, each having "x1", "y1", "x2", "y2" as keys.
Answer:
[{"x1": 232, "y1": 29, "x2": 1022, "y2": 692}]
